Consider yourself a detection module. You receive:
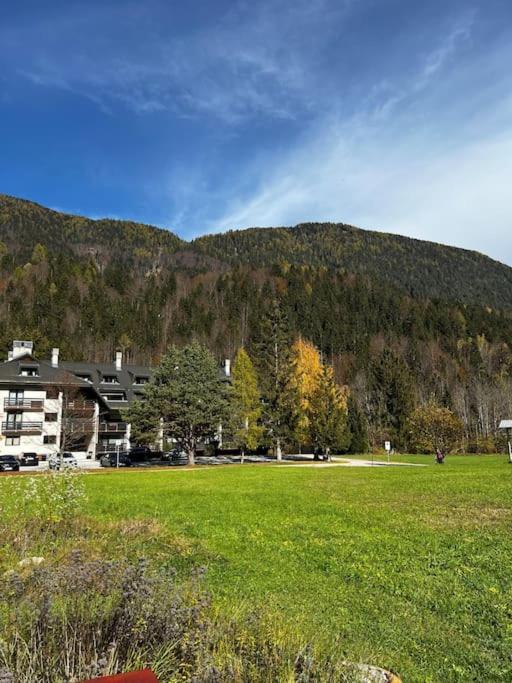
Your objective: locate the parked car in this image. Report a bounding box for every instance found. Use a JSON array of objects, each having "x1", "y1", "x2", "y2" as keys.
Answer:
[
  {"x1": 100, "y1": 451, "x2": 132, "y2": 467},
  {"x1": 19, "y1": 452, "x2": 39, "y2": 466},
  {"x1": 165, "y1": 448, "x2": 189, "y2": 465},
  {"x1": 48, "y1": 452, "x2": 78, "y2": 470},
  {"x1": 0, "y1": 455, "x2": 20, "y2": 472},
  {"x1": 129, "y1": 445, "x2": 153, "y2": 462}
]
